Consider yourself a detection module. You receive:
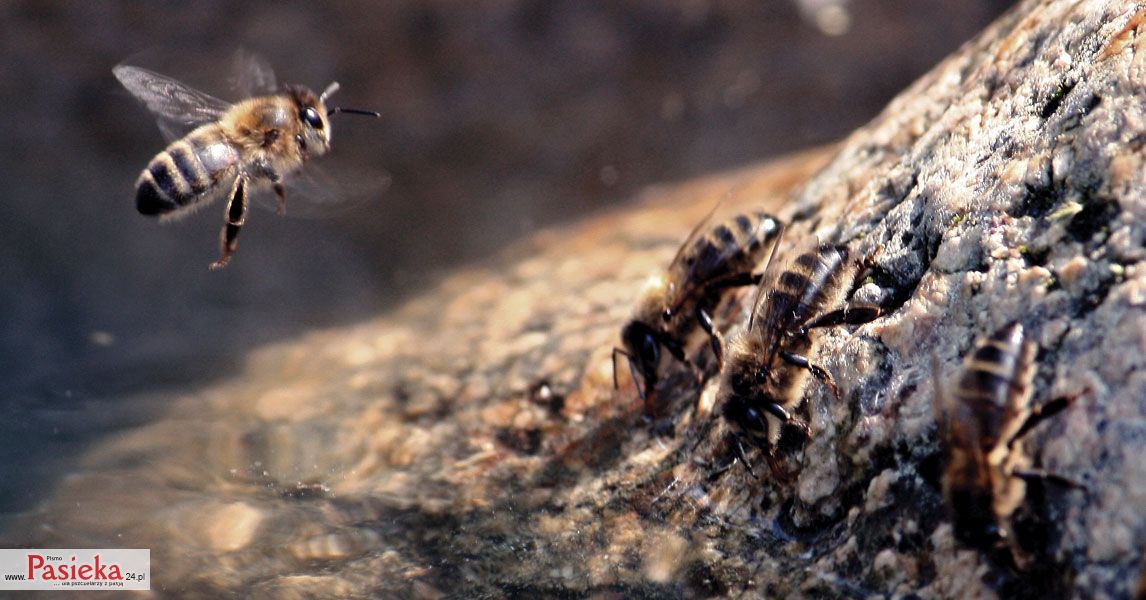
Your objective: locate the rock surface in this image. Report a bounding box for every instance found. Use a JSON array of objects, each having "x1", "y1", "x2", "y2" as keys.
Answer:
[{"x1": 5, "y1": 0, "x2": 1146, "y2": 598}]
